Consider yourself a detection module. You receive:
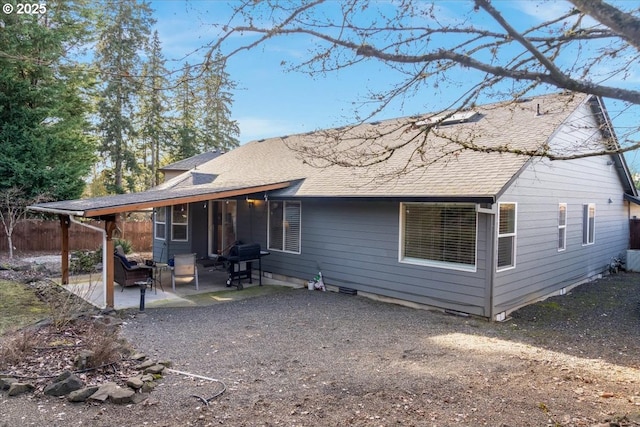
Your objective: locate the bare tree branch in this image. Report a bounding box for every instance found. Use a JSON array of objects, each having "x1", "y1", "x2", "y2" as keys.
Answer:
[
  {"x1": 209, "y1": 0, "x2": 640, "y2": 172},
  {"x1": 569, "y1": 0, "x2": 640, "y2": 50}
]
